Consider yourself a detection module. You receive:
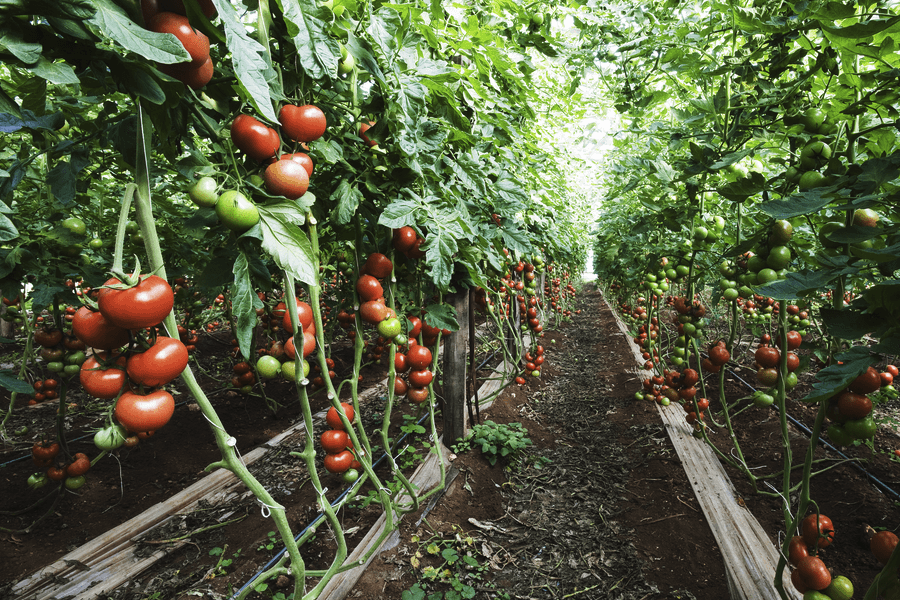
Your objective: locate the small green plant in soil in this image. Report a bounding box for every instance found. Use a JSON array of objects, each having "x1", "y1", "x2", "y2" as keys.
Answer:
[
  {"x1": 454, "y1": 421, "x2": 532, "y2": 466},
  {"x1": 402, "y1": 524, "x2": 508, "y2": 600},
  {"x1": 257, "y1": 530, "x2": 278, "y2": 552},
  {"x1": 208, "y1": 545, "x2": 241, "y2": 578}
]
